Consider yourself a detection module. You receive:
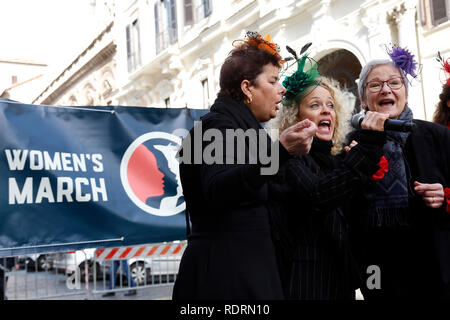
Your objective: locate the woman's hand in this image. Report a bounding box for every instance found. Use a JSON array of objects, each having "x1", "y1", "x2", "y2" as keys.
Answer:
[
  {"x1": 360, "y1": 111, "x2": 390, "y2": 131},
  {"x1": 344, "y1": 140, "x2": 358, "y2": 153},
  {"x1": 280, "y1": 119, "x2": 317, "y2": 155},
  {"x1": 414, "y1": 181, "x2": 445, "y2": 209}
]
